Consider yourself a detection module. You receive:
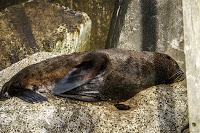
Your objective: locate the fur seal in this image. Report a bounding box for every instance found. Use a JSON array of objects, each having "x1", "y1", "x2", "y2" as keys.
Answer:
[{"x1": 0, "y1": 49, "x2": 185, "y2": 103}]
